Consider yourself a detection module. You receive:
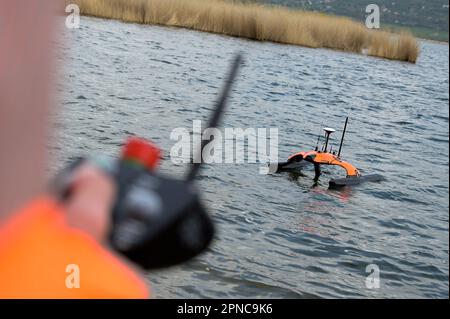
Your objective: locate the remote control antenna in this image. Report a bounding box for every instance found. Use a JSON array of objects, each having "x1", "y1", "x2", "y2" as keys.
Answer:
[{"x1": 187, "y1": 54, "x2": 243, "y2": 182}]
